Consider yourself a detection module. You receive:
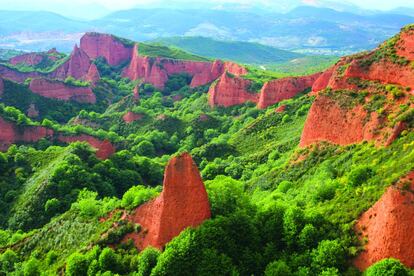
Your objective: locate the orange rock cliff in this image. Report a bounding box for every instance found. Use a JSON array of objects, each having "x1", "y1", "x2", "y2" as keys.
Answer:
[
  {"x1": 354, "y1": 172, "x2": 414, "y2": 270},
  {"x1": 124, "y1": 152, "x2": 211, "y2": 250}
]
